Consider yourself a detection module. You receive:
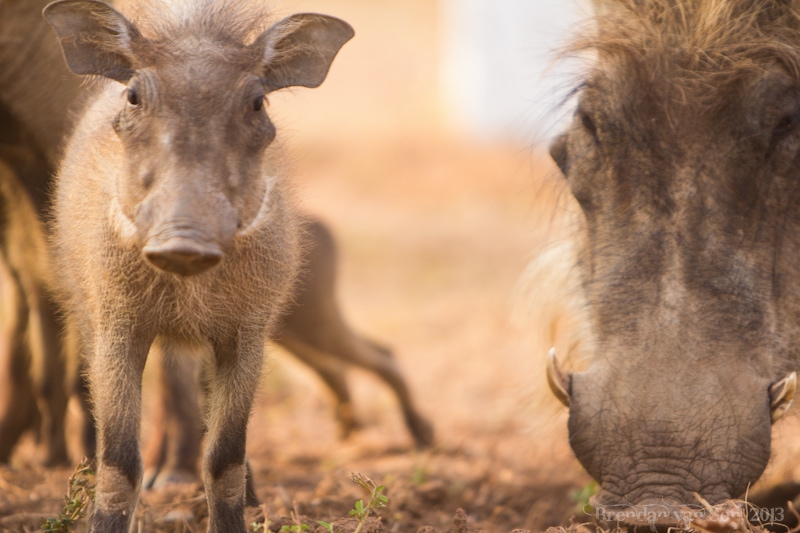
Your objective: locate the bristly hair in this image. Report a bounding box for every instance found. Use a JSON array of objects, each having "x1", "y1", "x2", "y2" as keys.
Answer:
[
  {"x1": 116, "y1": 0, "x2": 277, "y2": 47},
  {"x1": 569, "y1": 0, "x2": 800, "y2": 107}
]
